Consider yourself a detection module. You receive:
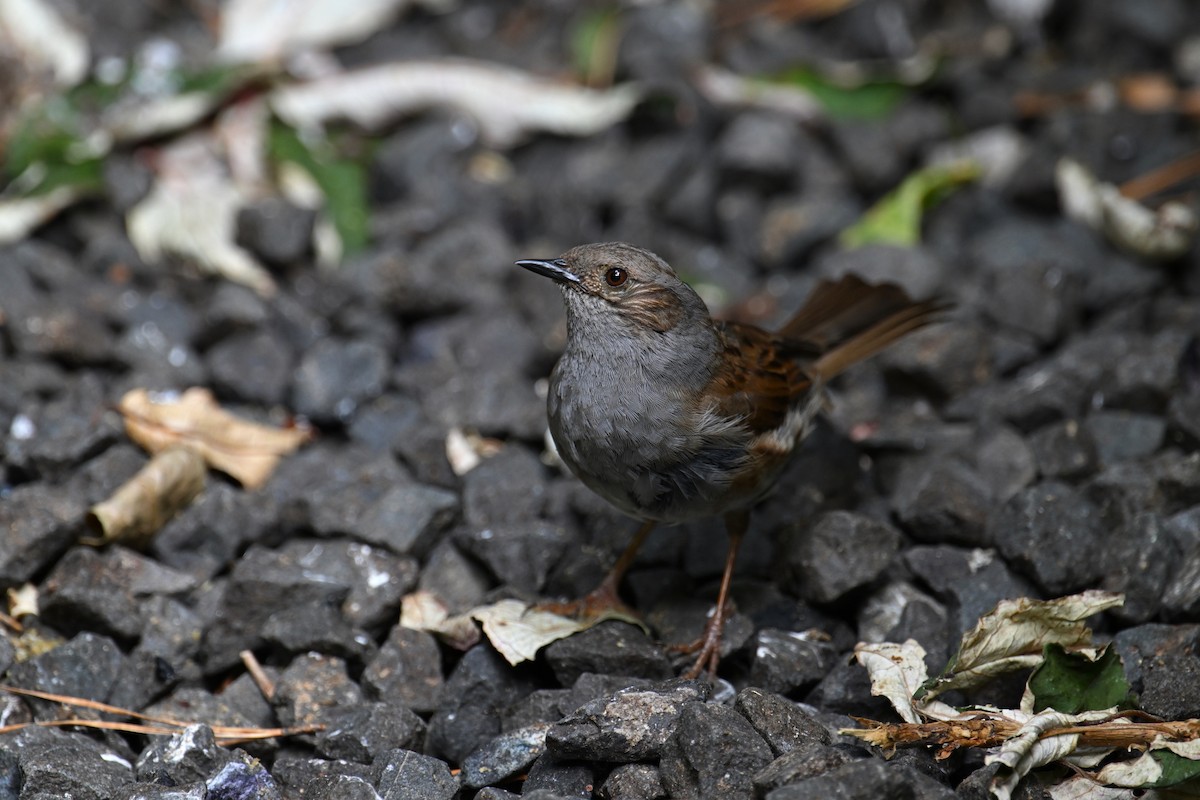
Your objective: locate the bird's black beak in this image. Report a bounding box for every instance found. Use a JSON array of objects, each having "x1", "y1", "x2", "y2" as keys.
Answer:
[{"x1": 516, "y1": 258, "x2": 581, "y2": 284}]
